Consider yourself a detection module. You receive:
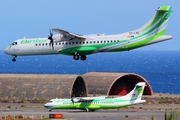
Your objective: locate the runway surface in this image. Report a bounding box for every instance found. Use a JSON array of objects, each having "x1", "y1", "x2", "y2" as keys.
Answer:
[
  {"x1": 1, "y1": 109, "x2": 179, "y2": 120},
  {"x1": 0, "y1": 103, "x2": 180, "y2": 120}
]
